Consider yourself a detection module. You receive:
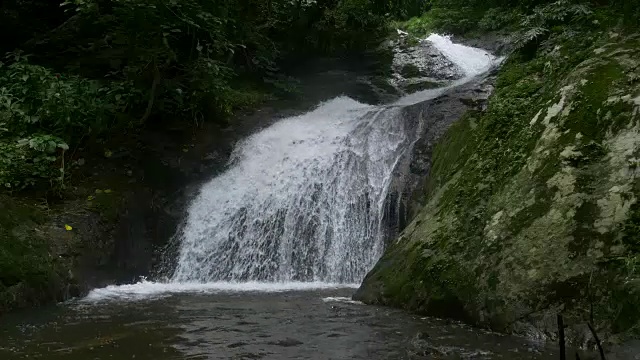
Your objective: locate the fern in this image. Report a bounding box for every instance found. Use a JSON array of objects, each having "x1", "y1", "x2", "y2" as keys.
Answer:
[
  {"x1": 522, "y1": 0, "x2": 593, "y2": 28},
  {"x1": 514, "y1": 26, "x2": 550, "y2": 50},
  {"x1": 516, "y1": 1, "x2": 593, "y2": 51}
]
